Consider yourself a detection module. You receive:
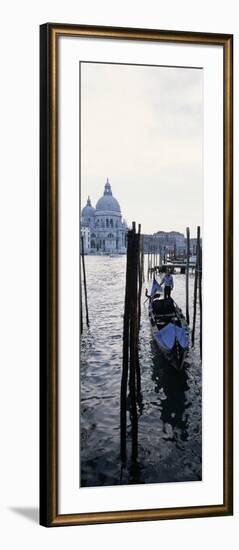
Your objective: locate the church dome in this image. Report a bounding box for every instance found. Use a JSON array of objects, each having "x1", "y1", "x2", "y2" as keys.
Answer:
[
  {"x1": 81, "y1": 196, "x2": 95, "y2": 218},
  {"x1": 95, "y1": 179, "x2": 121, "y2": 213}
]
